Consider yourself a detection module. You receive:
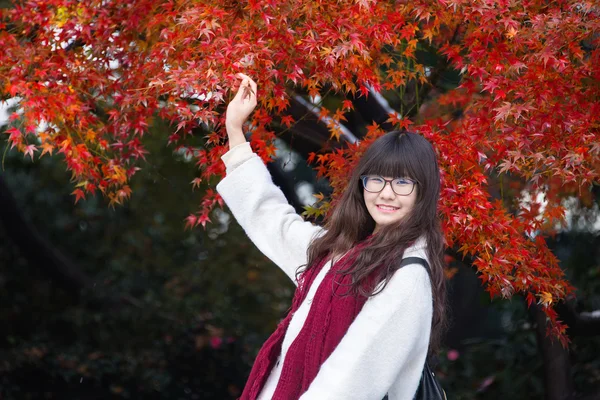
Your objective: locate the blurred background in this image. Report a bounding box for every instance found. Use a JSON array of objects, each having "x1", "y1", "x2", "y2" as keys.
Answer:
[
  {"x1": 0, "y1": 118, "x2": 598, "y2": 400},
  {"x1": 2, "y1": 0, "x2": 599, "y2": 398}
]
